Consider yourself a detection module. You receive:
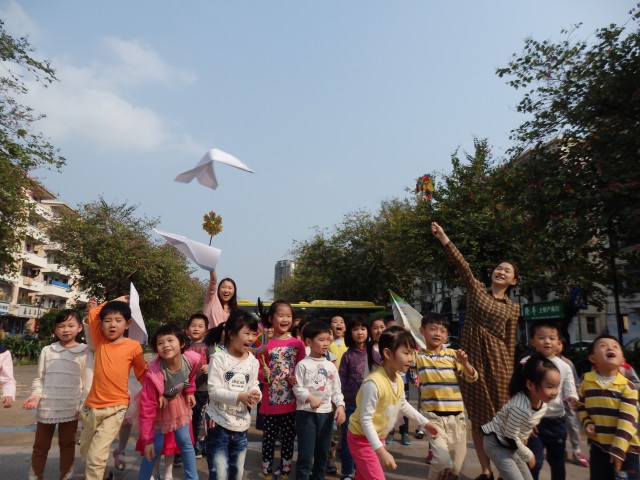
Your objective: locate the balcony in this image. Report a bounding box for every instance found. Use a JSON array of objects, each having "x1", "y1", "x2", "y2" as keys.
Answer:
[
  {"x1": 44, "y1": 262, "x2": 73, "y2": 276},
  {"x1": 34, "y1": 203, "x2": 54, "y2": 221},
  {"x1": 23, "y1": 252, "x2": 47, "y2": 269},
  {"x1": 20, "y1": 277, "x2": 44, "y2": 292},
  {"x1": 25, "y1": 224, "x2": 48, "y2": 242},
  {"x1": 43, "y1": 281, "x2": 72, "y2": 299}
]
